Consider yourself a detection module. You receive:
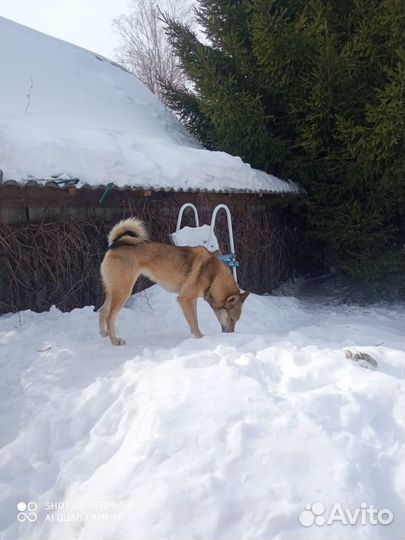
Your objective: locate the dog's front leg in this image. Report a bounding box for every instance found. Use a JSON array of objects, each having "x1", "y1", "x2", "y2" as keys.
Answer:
[{"x1": 177, "y1": 296, "x2": 203, "y2": 338}]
